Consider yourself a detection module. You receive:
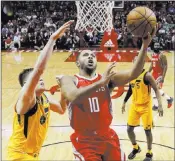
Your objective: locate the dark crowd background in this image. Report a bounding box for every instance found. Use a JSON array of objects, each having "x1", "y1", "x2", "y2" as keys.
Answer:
[{"x1": 1, "y1": 1, "x2": 175, "y2": 51}]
